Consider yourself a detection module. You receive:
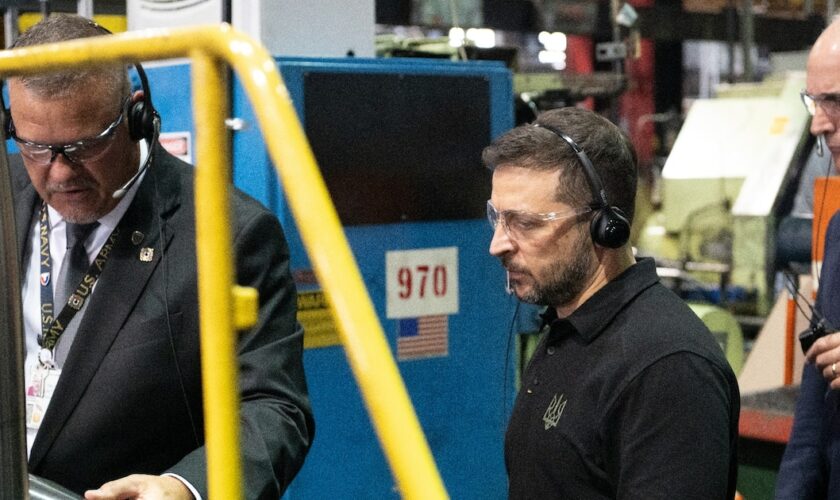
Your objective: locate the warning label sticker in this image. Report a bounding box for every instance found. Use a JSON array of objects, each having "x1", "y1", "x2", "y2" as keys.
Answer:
[{"x1": 297, "y1": 290, "x2": 340, "y2": 349}]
